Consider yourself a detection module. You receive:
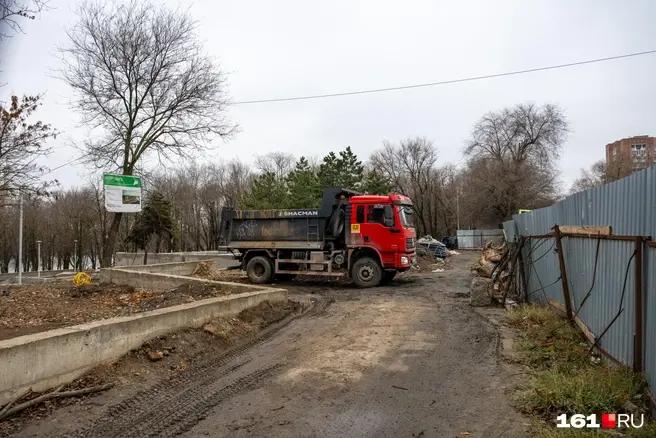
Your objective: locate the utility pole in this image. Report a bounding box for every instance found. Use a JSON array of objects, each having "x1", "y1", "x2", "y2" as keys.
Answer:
[
  {"x1": 37, "y1": 240, "x2": 42, "y2": 278},
  {"x1": 74, "y1": 239, "x2": 78, "y2": 272},
  {"x1": 18, "y1": 193, "x2": 23, "y2": 285},
  {"x1": 455, "y1": 186, "x2": 461, "y2": 231}
]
